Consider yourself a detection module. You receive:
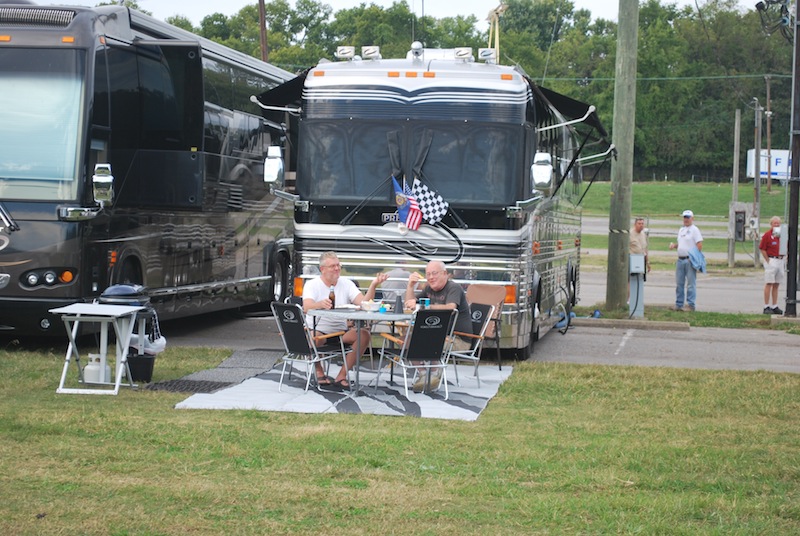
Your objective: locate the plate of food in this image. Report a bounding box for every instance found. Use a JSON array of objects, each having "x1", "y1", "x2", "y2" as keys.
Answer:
[{"x1": 360, "y1": 300, "x2": 382, "y2": 312}]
